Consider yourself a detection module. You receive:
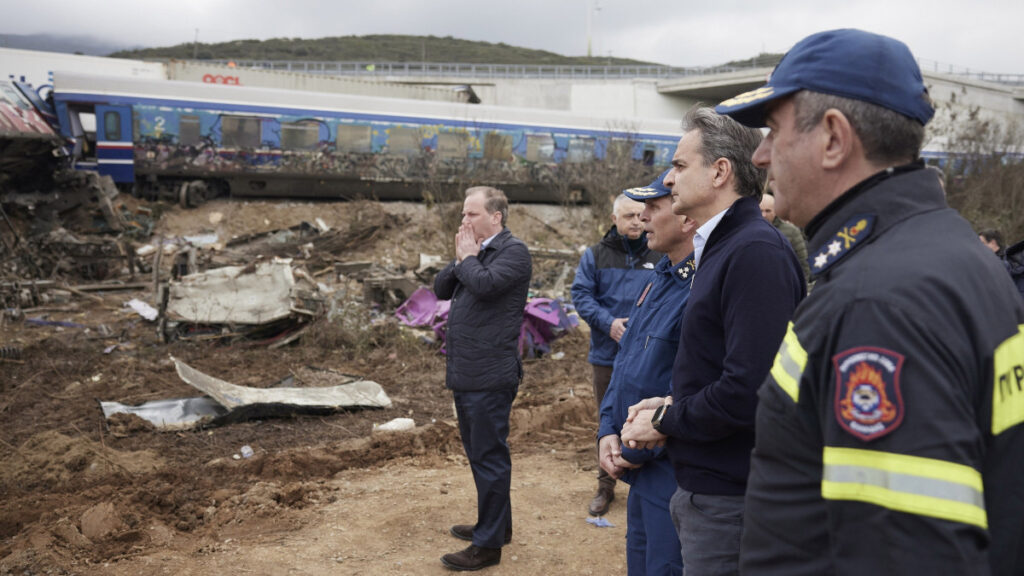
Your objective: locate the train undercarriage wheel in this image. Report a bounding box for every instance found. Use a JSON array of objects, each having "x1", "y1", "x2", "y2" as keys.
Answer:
[{"x1": 178, "y1": 180, "x2": 210, "y2": 208}]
